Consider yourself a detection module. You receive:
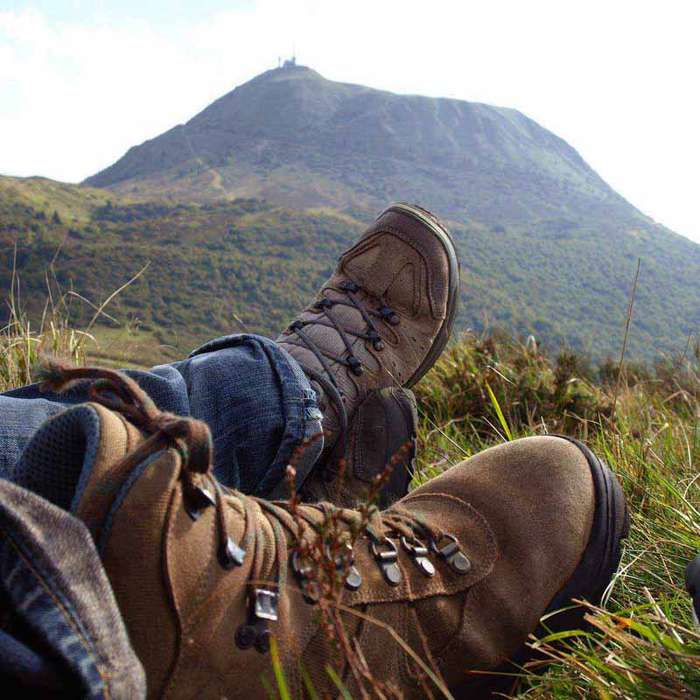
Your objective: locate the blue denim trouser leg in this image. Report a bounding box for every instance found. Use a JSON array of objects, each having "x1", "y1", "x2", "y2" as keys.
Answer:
[
  {"x1": 0, "y1": 333, "x2": 323, "y2": 696},
  {"x1": 0, "y1": 479, "x2": 147, "y2": 699},
  {"x1": 0, "y1": 334, "x2": 324, "y2": 497}
]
